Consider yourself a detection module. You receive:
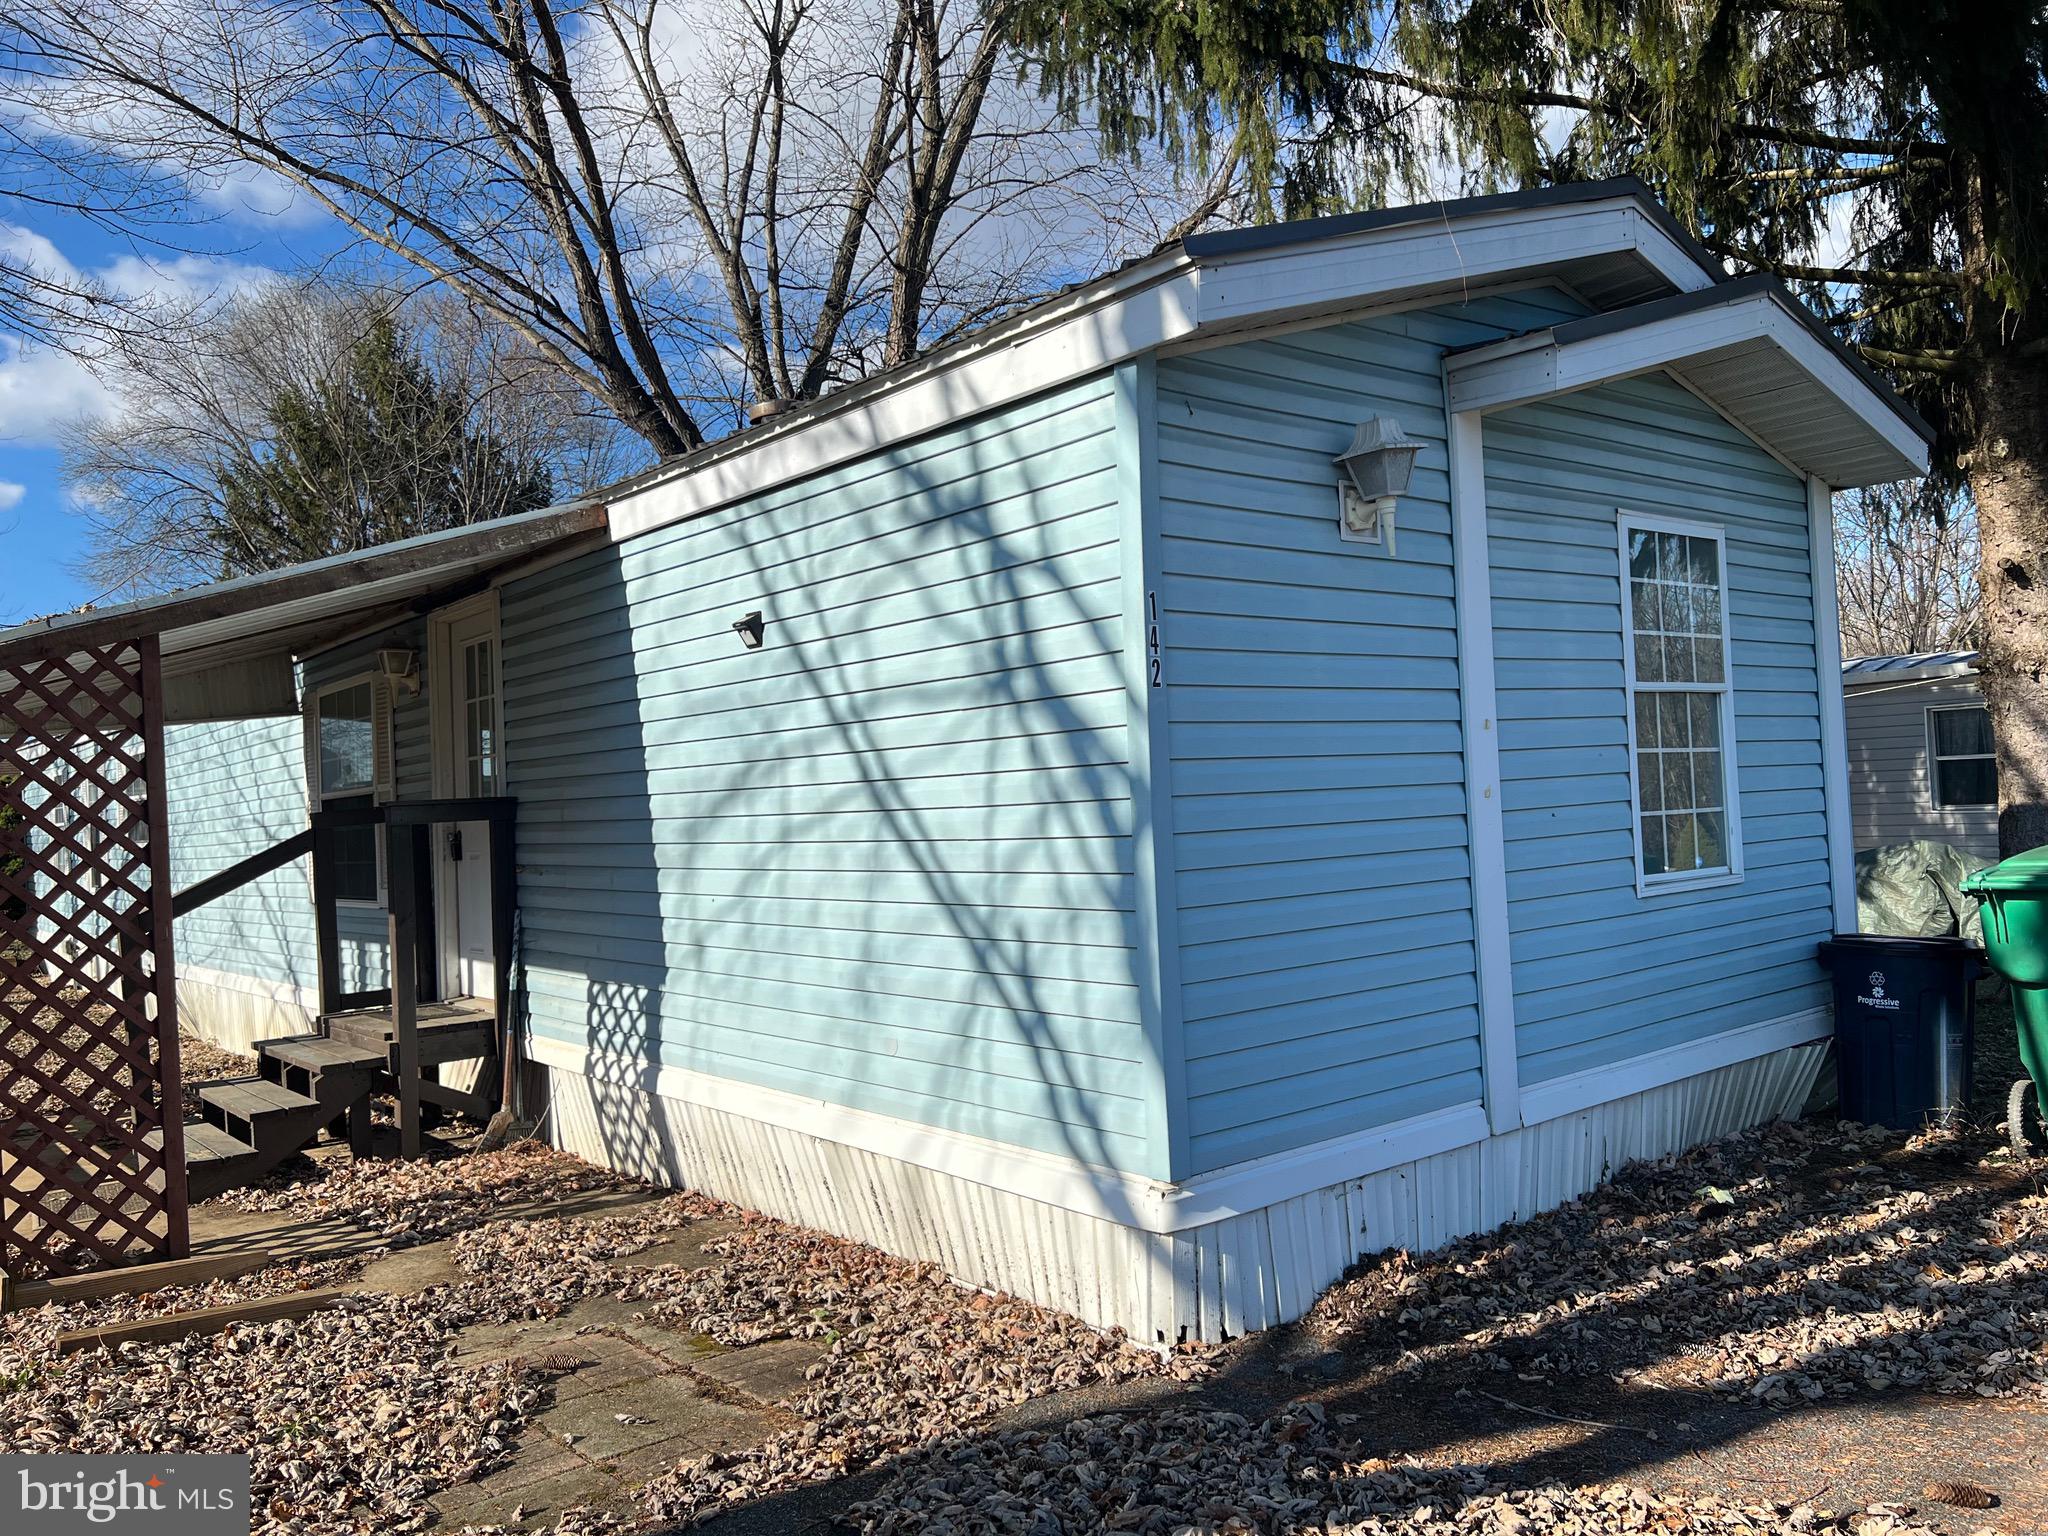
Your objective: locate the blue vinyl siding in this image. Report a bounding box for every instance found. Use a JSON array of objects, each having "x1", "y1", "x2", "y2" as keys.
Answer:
[
  {"x1": 1155, "y1": 290, "x2": 1590, "y2": 1176},
  {"x1": 1484, "y1": 375, "x2": 1832, "y2": 1084},
  {"x1": 163, "y1": 718, "x2": 316, "y2": 992},
  {"x1": 499, "y1": 378, "x2": 1154, "y2": 1175}
]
